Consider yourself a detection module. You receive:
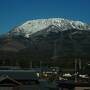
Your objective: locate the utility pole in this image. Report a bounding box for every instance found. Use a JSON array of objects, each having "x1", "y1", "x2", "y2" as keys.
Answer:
[
  {"x1": 2, "y1": 60, "x2": 5, "y2": 66},
  {"x1": 79, "y1": 58, "x2": 82, "y2": 72},
  {"x1": 16, "y1": 61, "x2": 19, "y2": 66},
  {"x1": 53, "y1": 40, "x2": 57, "y2": 59},
  {"x1": 75, "y1": 59, "x2": 78, "y2": 82},
  {"x1": 30, "y1": 61, "x2": 32, "y2": 68},
  {"x1": 40, "y1": 61, "x2": 42, "y2": 68}
]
